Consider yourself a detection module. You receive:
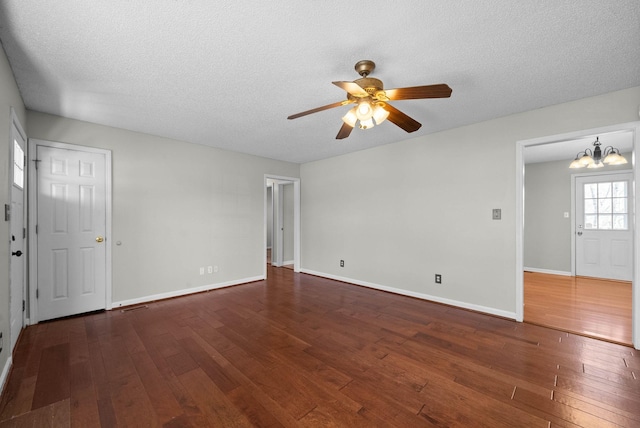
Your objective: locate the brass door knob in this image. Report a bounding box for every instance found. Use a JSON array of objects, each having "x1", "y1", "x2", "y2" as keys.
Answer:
[{"x1": 96, "y1": 236, "x2": 104, "y2": 243}]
